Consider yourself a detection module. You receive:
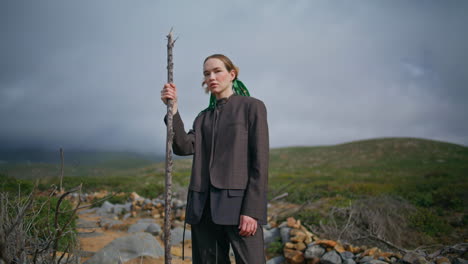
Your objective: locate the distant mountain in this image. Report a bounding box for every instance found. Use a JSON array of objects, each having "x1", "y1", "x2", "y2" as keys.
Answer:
[{"x1": 0, "y1": 148, "x2": 164, "y2": 168}]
